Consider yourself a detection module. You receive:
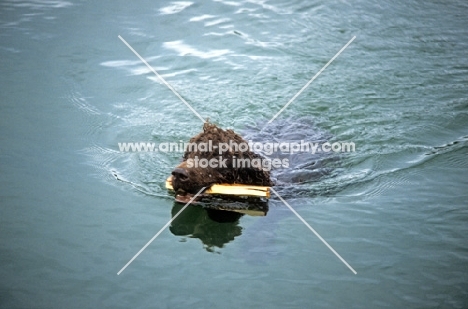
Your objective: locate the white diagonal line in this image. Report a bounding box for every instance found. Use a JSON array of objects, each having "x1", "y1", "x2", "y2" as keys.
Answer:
[
  {"x1": 117, "y1": 187, "x2": 206, "y2": 275},
  {"x1": 270, "y1": 187, "x2": 357, "y2": 275},
  {"x1": 118, "y1": 35, "x2": 205, "y2": 123},
  {"x1": 265, "y1": 36, "x2": 356, "y2": 127}
]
